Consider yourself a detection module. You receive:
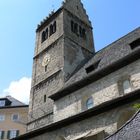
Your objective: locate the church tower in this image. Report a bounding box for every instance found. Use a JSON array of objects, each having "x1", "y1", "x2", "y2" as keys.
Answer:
[{"x1": 28, "y1": 0, "x2": 95, "y2": 131}]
